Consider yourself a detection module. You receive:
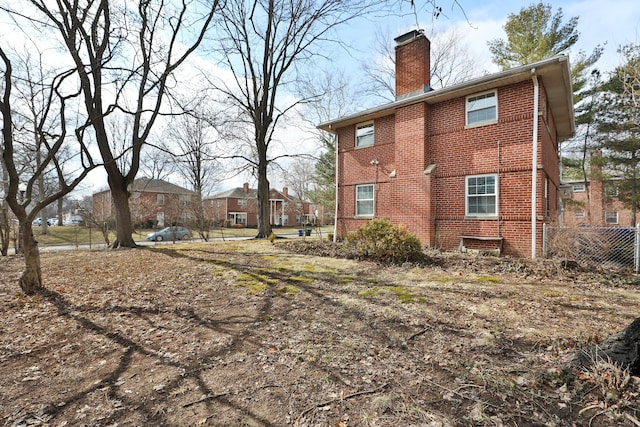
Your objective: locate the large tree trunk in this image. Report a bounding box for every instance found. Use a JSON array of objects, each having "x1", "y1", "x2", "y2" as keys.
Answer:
[
  {"x1": 110, "y1": 183, "x2": 136, "y2": 248},
  {"x1": 256, "y1": 151, "x2": 272, "y2": 239},
  {"x1": 18, "y1": 222, "x2": 43, "y2": 295}
]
